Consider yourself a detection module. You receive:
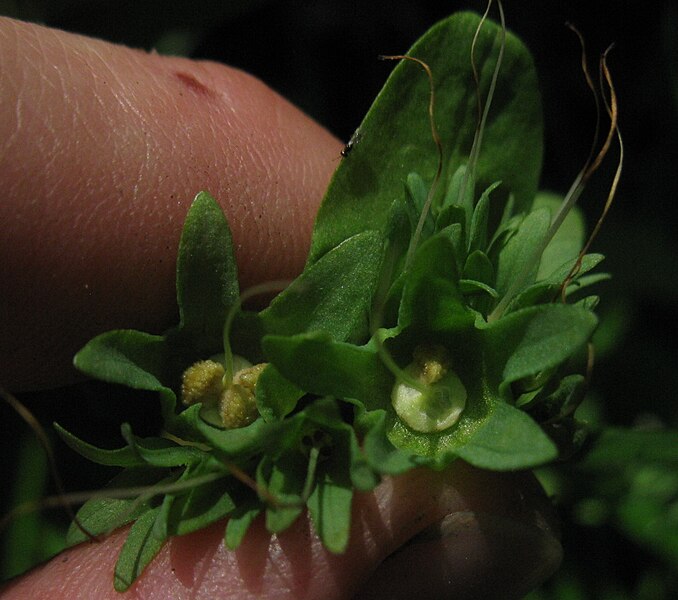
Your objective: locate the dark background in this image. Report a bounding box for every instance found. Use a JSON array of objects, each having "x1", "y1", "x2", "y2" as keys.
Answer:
[{"x1": 1, "y1": 1, "x2": 677, "y2": 597}]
